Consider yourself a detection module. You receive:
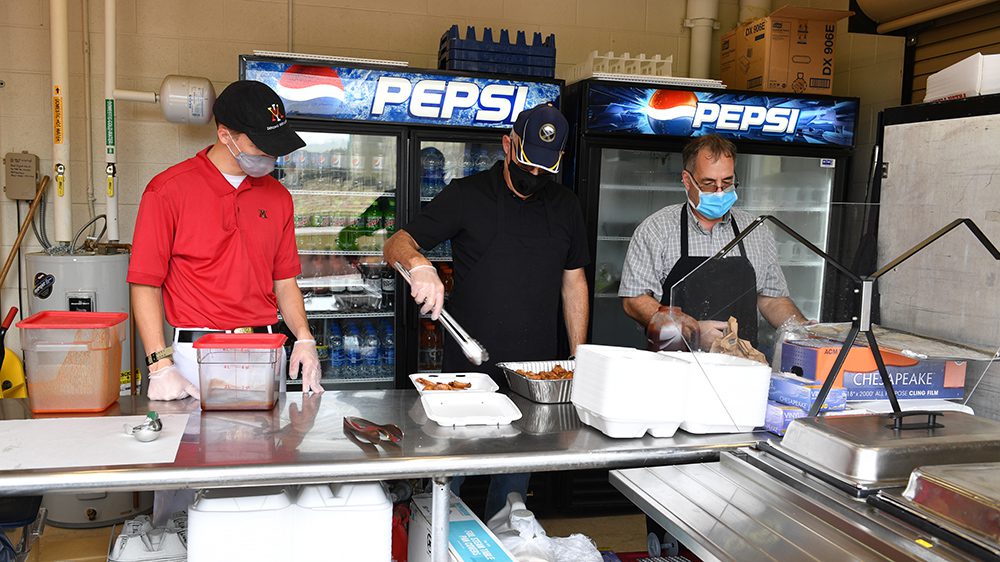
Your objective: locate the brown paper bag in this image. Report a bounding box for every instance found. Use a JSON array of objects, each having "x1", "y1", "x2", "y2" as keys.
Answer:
[{"x1": 709, "y1": 317, "x2": 767, "y2": 365}]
